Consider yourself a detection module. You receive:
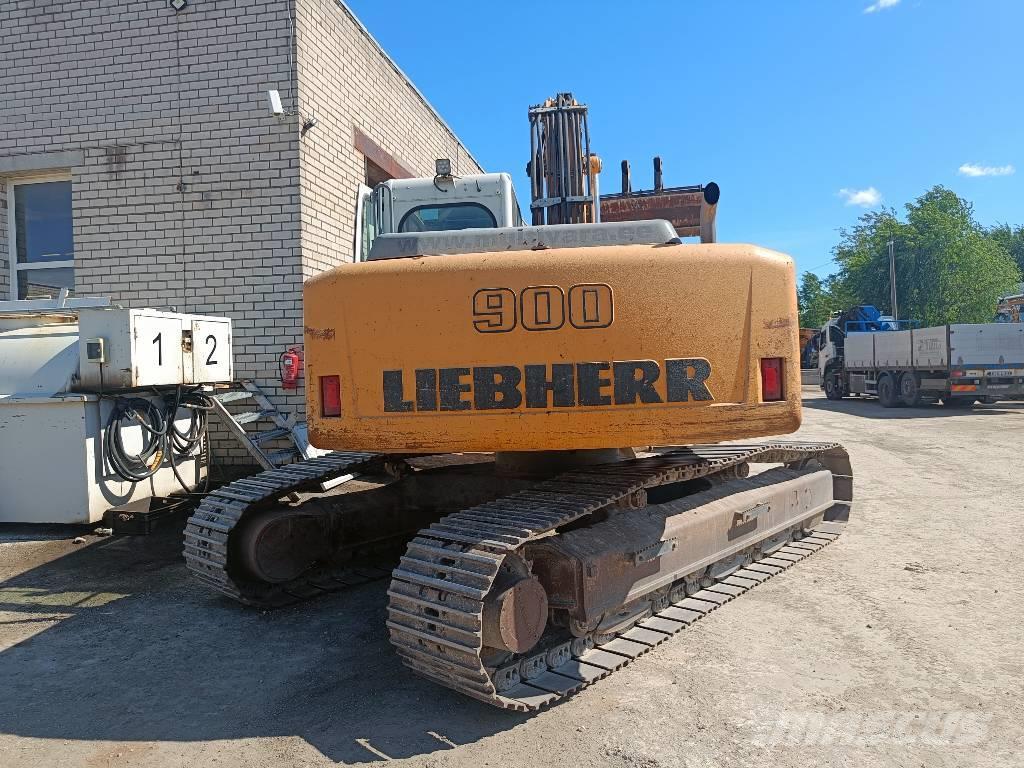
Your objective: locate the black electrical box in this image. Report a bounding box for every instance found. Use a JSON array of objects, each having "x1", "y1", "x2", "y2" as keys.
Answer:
[{"x1": 104, "y1": 497, "x2": 187, "y2": 535}]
